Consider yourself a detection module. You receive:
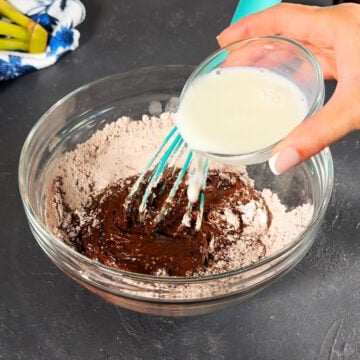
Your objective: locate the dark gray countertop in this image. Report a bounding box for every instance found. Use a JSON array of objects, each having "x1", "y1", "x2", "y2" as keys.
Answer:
[{"x1": 1, "y1": 1, "x2": 360, "y2": 359}]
